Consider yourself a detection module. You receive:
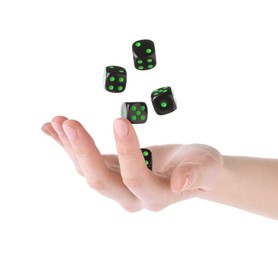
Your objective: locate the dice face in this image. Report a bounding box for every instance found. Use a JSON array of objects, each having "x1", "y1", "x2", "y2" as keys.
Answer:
[
  {"x1": 104, "y1": 66, "x2": 127, "y2": 93},
  {"x1": 151, "y1": 86, "x2": 177, "y2": 115},
  {"x1": 132, "y1": 39, "x2": 156, "y2": 70},
  {"x1": 121, "y1": 102, "x2": 148, "y2": 124},
  {"x1": 141, "y1": 148, "x2": 152, "y2": 170}
]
